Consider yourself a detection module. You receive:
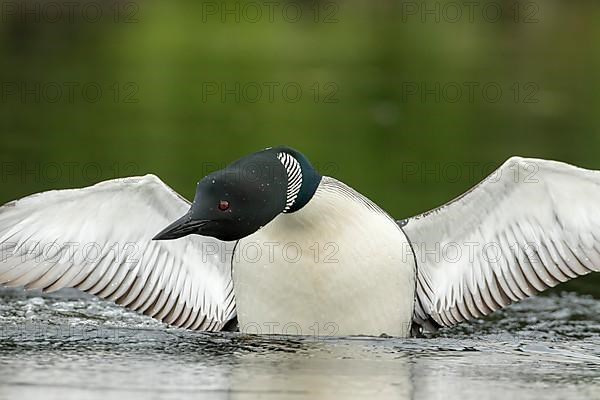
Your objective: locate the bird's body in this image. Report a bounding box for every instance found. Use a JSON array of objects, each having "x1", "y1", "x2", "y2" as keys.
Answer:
[
  {"x1": 234, "y1": 176, "x2": 415, "y2": 337},
  {"x1": 0, "y1": 147, "x2": 599, "y2": 337}
]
